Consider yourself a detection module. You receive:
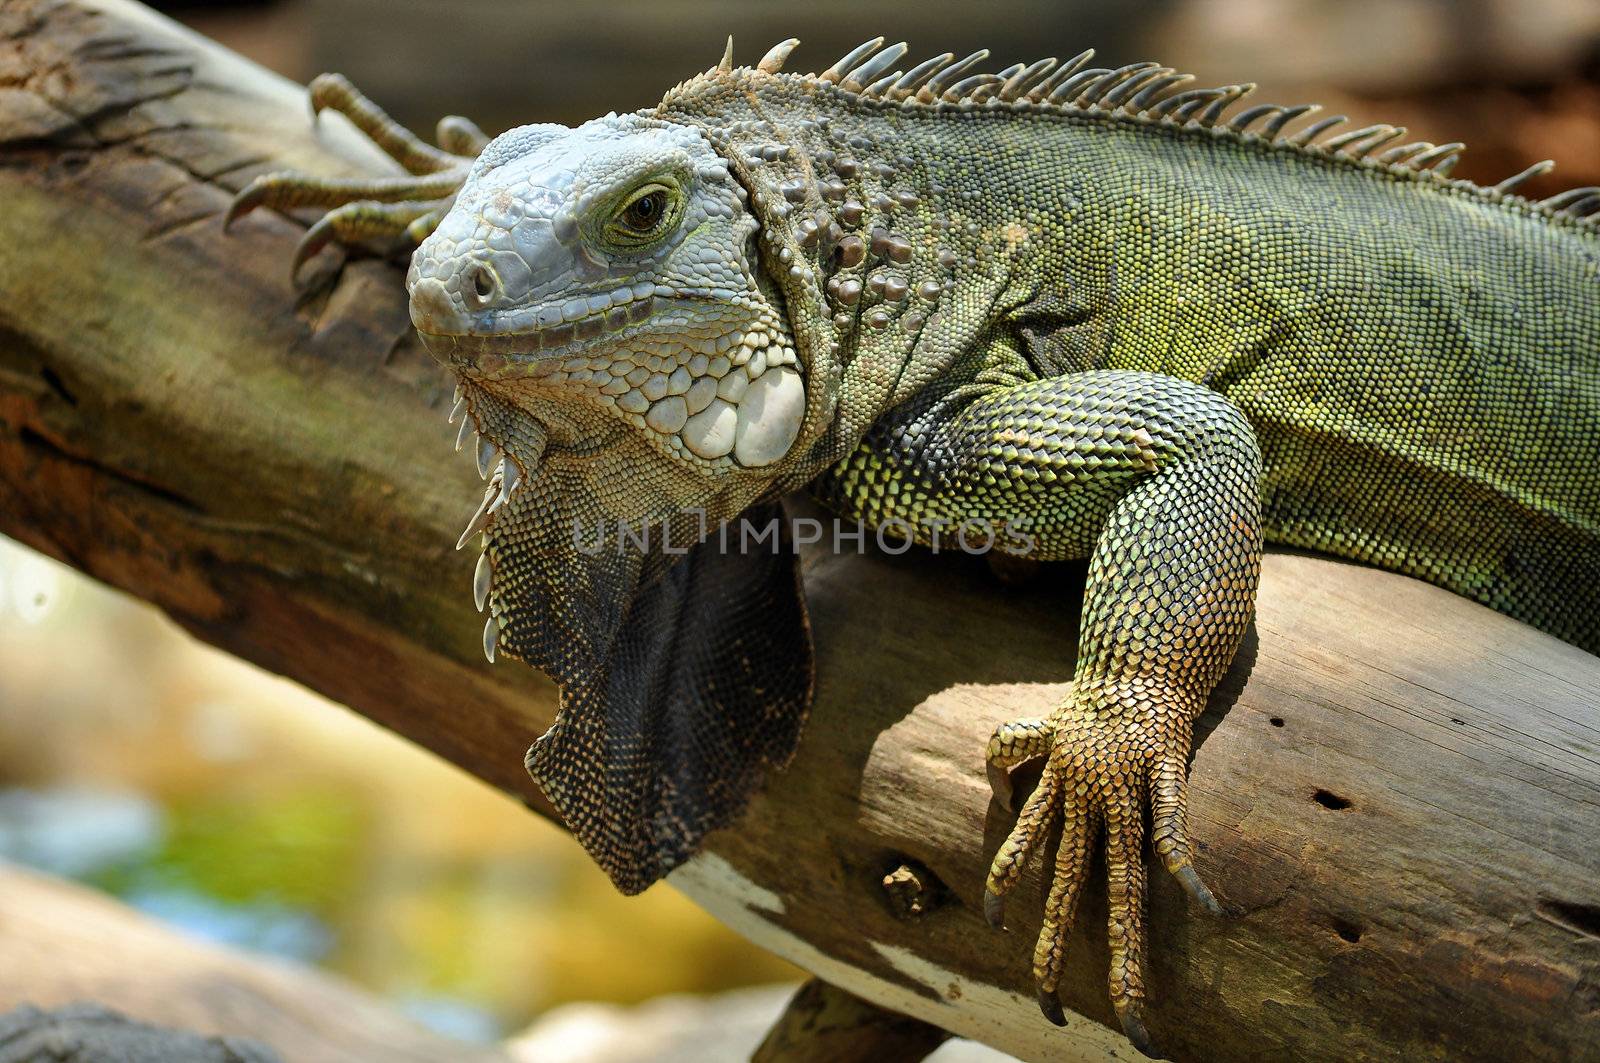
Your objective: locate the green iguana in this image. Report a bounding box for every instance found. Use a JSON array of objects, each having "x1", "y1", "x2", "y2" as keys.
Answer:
[{"x1": 228, "y1": 38, "x2": 1600, "y2": 1056}]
